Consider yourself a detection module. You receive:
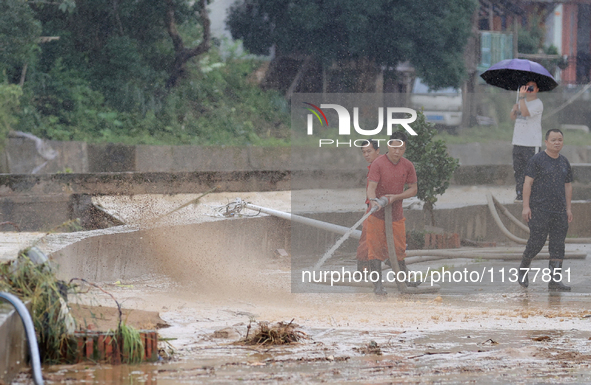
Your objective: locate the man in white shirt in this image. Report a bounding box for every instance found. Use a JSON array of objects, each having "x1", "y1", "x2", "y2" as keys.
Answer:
[{"x1": 510, "y1": 81, "x2": 543, "y2": 203}]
